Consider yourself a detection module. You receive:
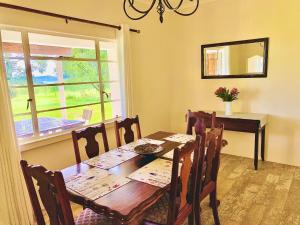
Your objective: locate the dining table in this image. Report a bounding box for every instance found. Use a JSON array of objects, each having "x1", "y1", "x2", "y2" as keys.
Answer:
[{"x1": 61, "y1": 131, "x2": 185, "y2": 225}]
